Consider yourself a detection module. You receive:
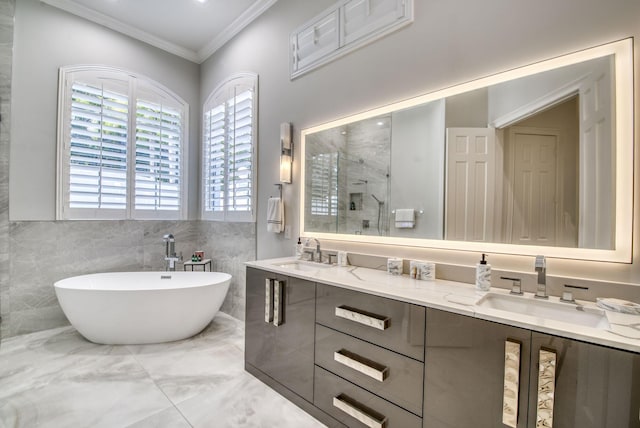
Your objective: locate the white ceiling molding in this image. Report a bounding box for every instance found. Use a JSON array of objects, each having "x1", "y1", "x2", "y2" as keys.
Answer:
[
  {"x1": 40, "y1": 0, "x2": 200, "y2": 62},
  {"x1": 198, "y1": 0, "x2": 278, "y2": 62},
  {"x1": 40, "y1": 0, "x2": 278, "y2": 64}
]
